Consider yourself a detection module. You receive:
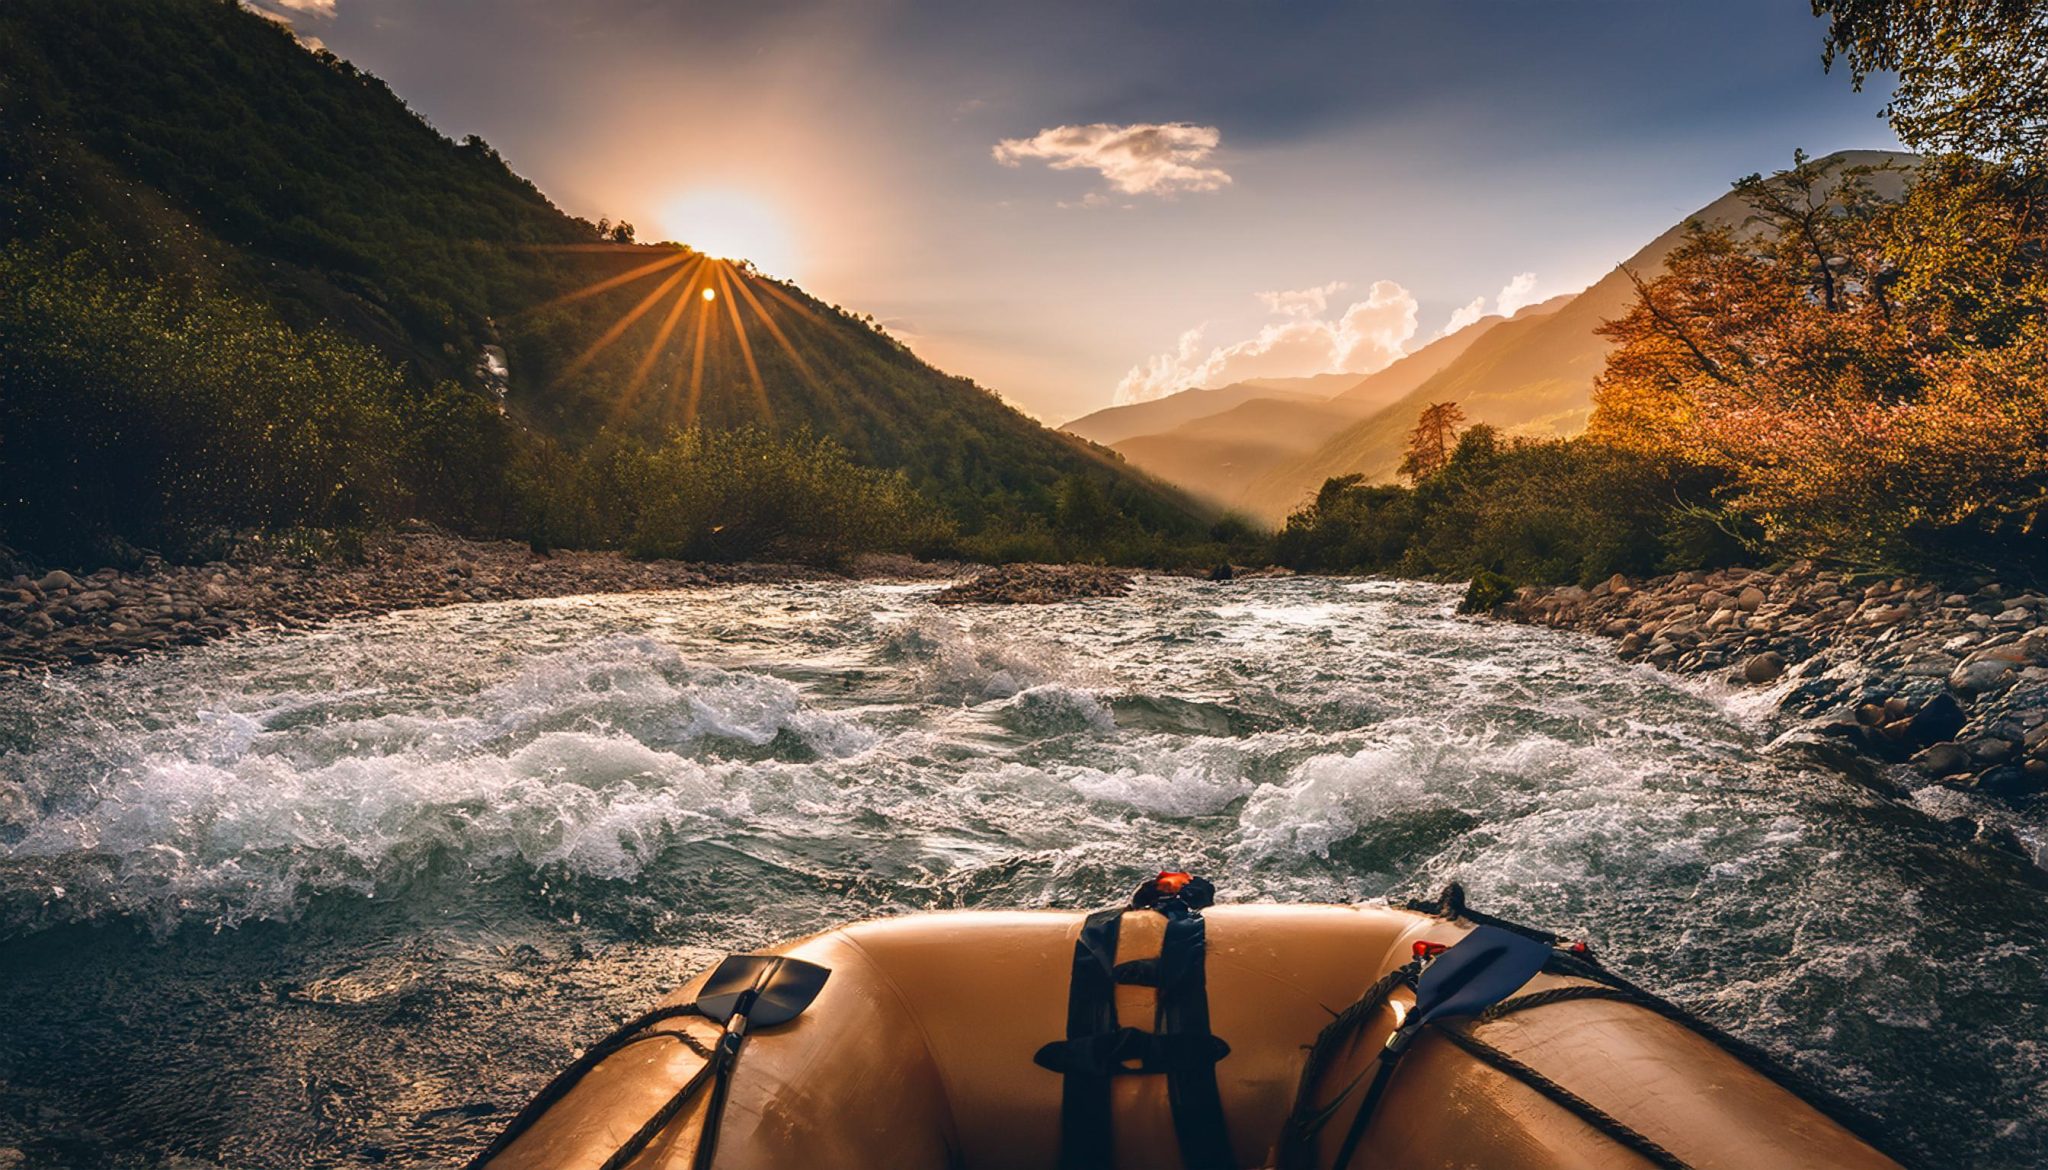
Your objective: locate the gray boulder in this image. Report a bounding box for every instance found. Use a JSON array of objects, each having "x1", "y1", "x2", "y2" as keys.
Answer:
[{"x1": 1951, "y1": 657, "x2": 2016, "y2": 696}]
